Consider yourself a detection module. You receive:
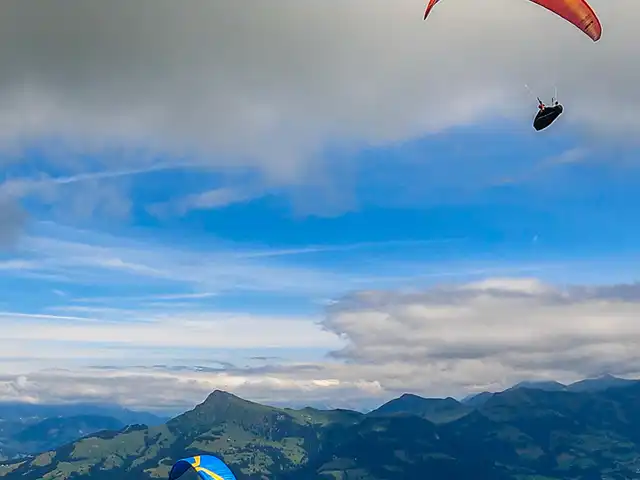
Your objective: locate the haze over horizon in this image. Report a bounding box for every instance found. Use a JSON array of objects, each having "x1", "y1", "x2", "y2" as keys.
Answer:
[{"x1": 1, "y1": 0, "x2": 639, "y2": 415}]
